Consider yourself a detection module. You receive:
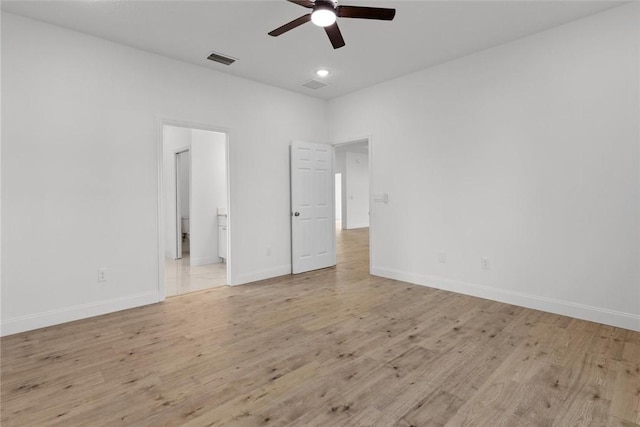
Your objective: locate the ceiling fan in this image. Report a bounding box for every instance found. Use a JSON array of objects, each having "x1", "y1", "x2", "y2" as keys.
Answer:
[{"x1": 268, "y1": 0, "x2": 396, "y2": 49}]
